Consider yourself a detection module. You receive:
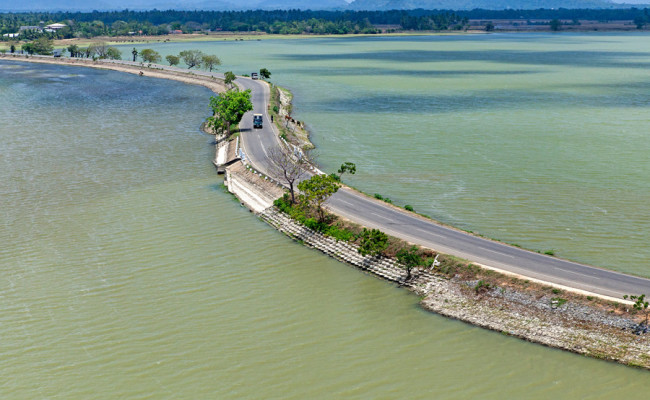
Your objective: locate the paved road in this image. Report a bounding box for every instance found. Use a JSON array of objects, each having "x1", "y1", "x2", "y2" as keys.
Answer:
[
  {"x1": 234, "y1": 76, "x2": 650, "y2": 300},
  {"x1": 84, "y1": 59, "x2": 650, "y2": 300}
]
